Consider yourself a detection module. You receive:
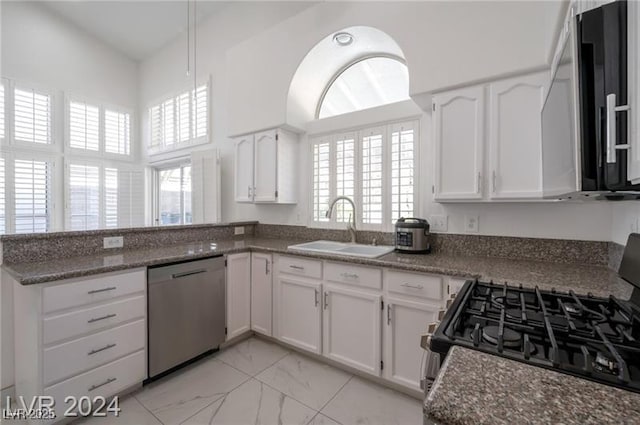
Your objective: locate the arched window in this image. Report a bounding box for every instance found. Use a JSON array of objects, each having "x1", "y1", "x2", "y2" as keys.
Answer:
[{"x1": 317, "y1": 56, "x2": 410, "y2": 119}]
